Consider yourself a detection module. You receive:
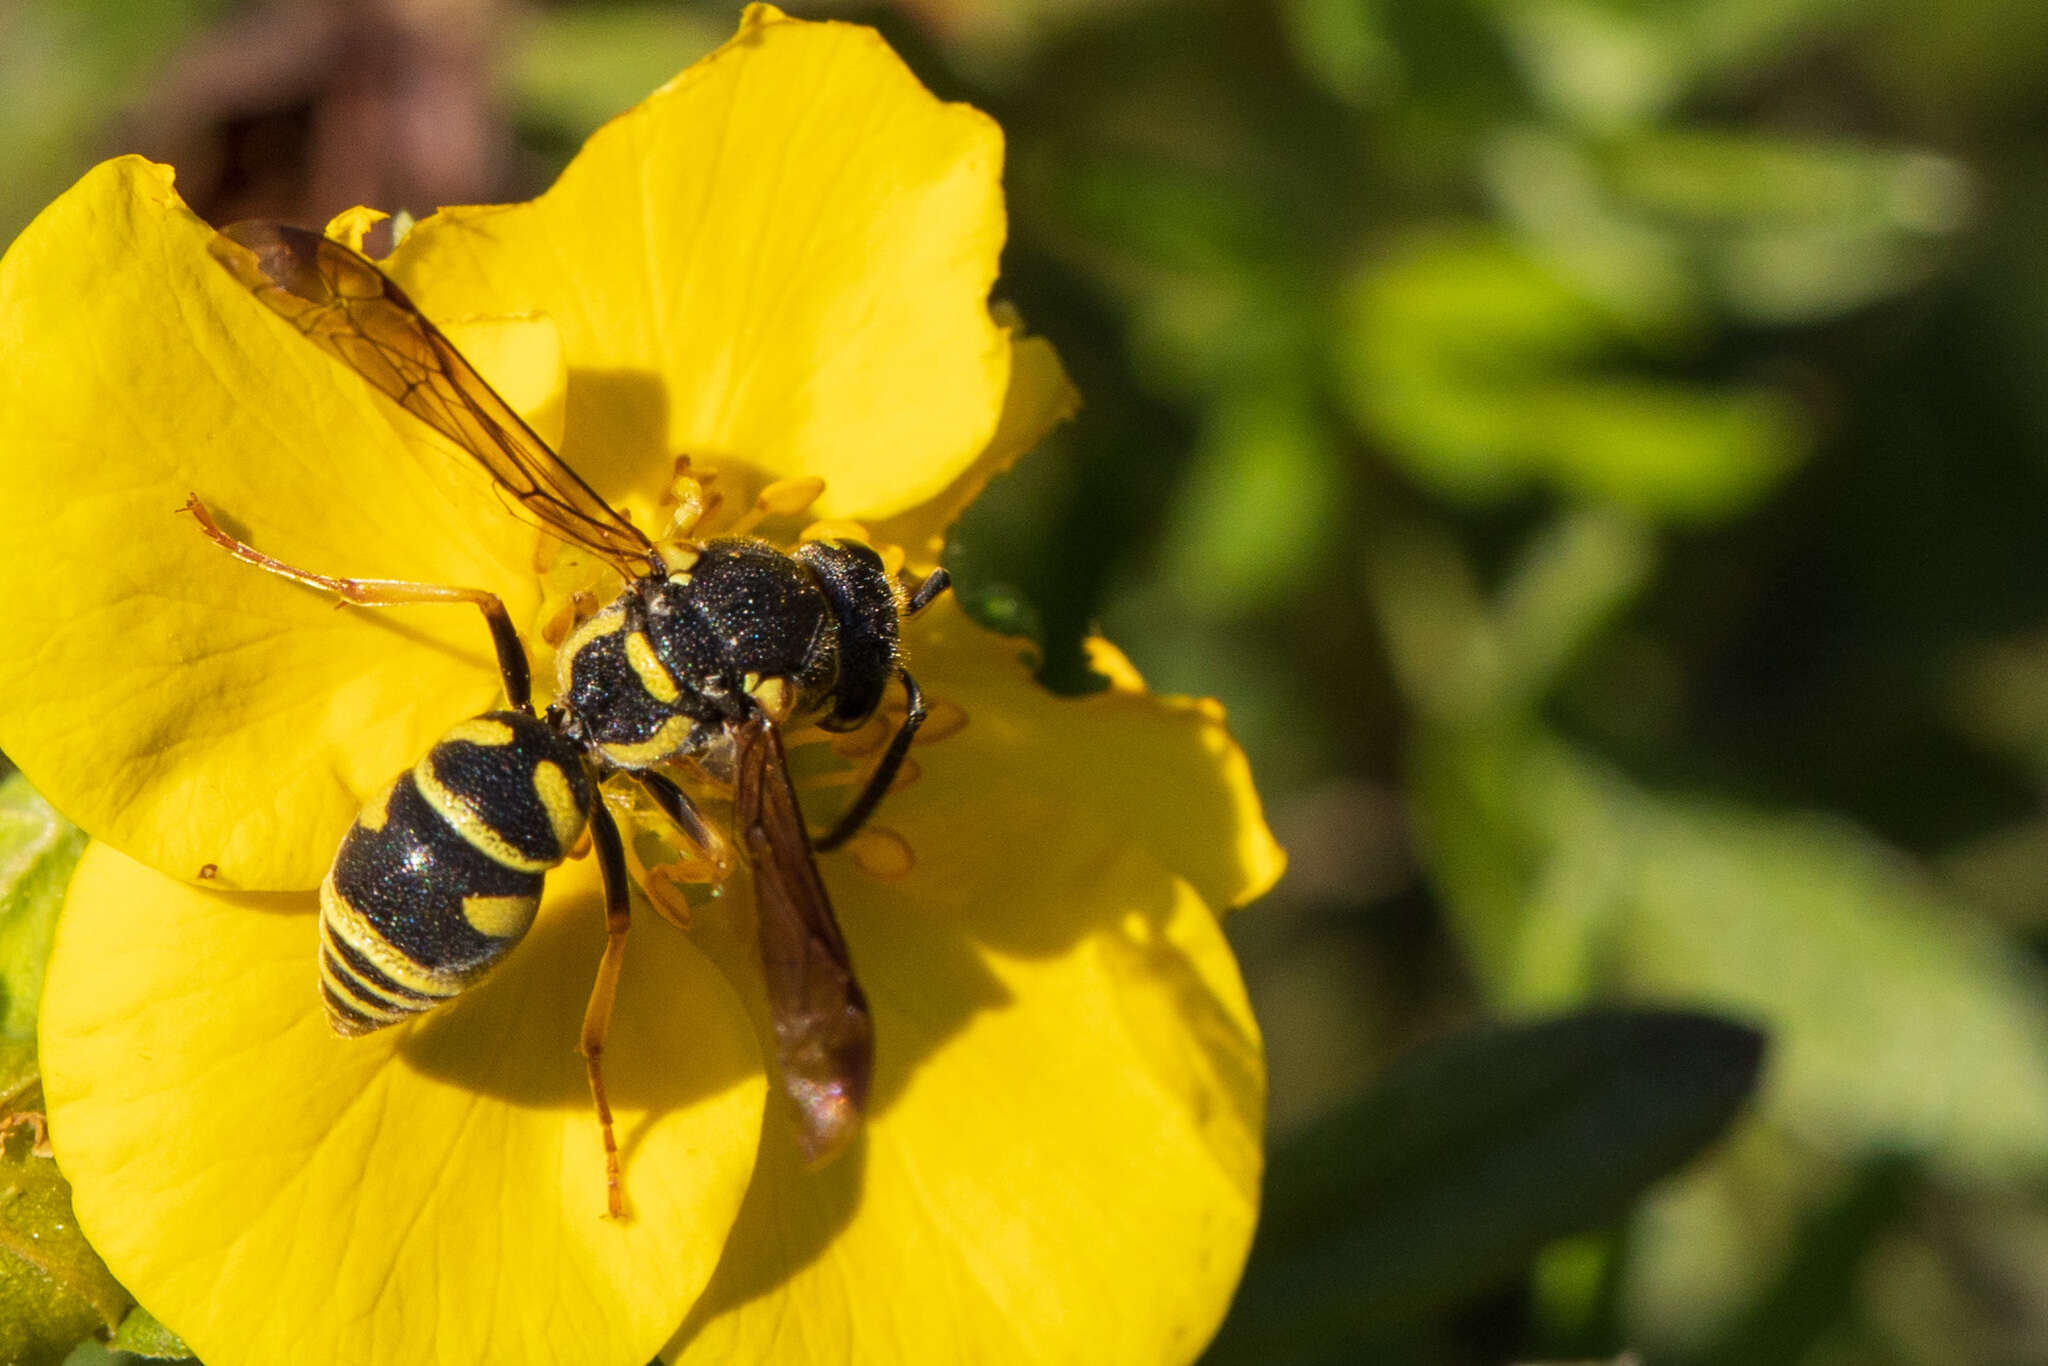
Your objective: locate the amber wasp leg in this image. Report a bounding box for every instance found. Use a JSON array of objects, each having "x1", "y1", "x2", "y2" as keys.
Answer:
[
  {"x1": 815, "y1": 669, "x2": 927, "y2": 853},
  {"x1": 579, "y1": 795, "x2": 632, "y2": 1219},
  {"x1": 182, "y1": 494, "x2": 533, "y2": 711},
  {"x1": 636, "y1": 771, "x2": 735, "y2": 880}
]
